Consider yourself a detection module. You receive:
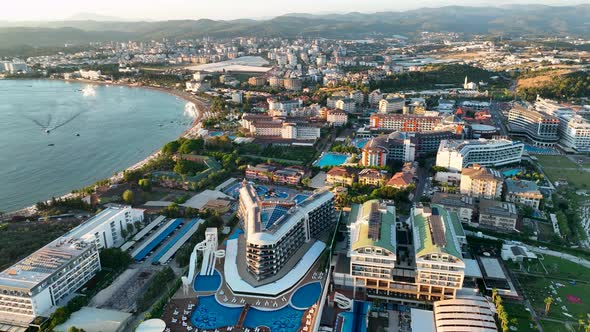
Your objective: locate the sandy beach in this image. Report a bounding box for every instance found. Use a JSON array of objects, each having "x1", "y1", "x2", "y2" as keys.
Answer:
[{"x1": 3, "y1": 79, "x2": 209, "y2": 218}]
